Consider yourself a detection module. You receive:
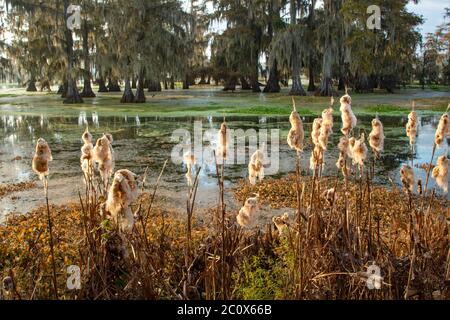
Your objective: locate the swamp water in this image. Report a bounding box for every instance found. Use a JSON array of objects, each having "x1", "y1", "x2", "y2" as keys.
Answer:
[{"x1": 0, "y1": 110, "x2": 448, "y2": 220}]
